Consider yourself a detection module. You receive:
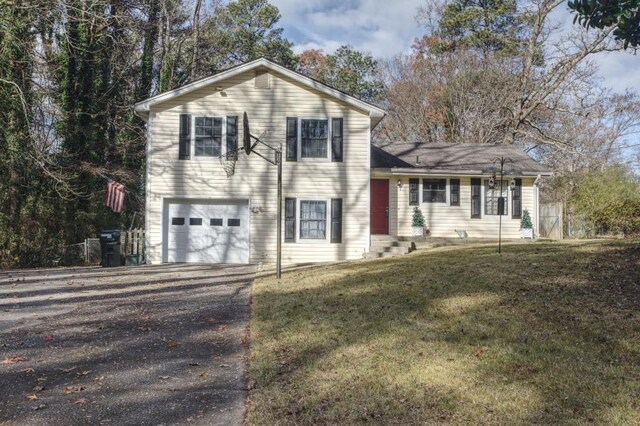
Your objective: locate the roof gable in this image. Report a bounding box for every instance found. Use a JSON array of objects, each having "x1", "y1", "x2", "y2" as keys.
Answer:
[{"x1": 134, "y1": 58, "x2": 386, "y2": 126}]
